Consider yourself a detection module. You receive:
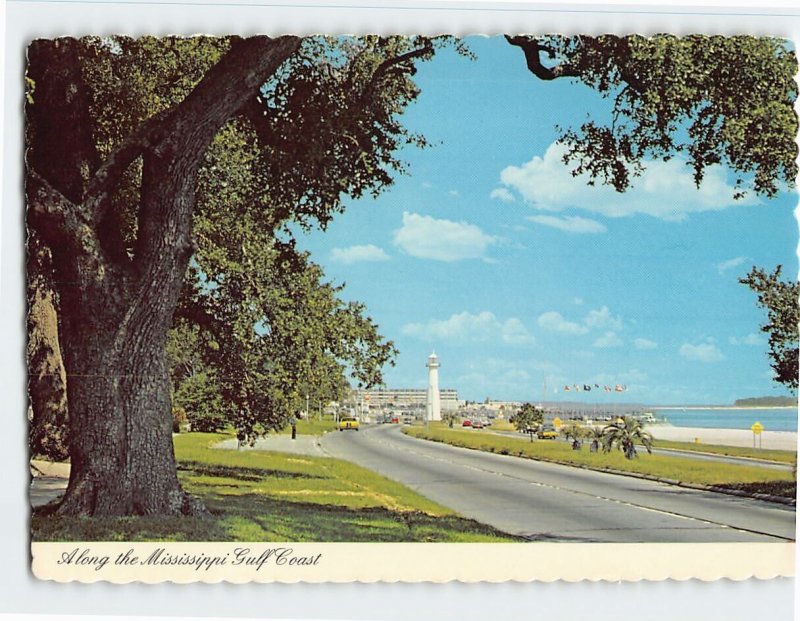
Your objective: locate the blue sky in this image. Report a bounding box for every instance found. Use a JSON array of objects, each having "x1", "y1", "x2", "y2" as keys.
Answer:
[{"x1": 296, "y1": 36, "x2": 798, "y2": 406}]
